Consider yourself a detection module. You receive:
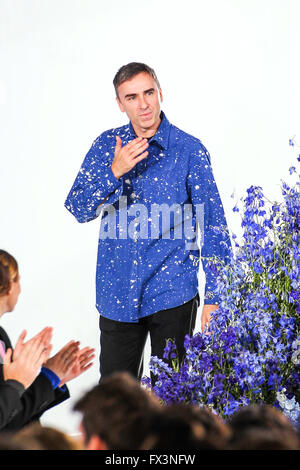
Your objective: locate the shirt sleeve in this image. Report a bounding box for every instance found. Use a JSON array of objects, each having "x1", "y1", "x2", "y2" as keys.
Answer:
[
  {"x1": 187, "y1": 142, "x2": 232, "y2": 305},
  {"x1": 40, "y1": 367, "x2": 61, "y2": 389},
  {"x1": 64, "y1": 132, "x2": 124, "y2": 223}
]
